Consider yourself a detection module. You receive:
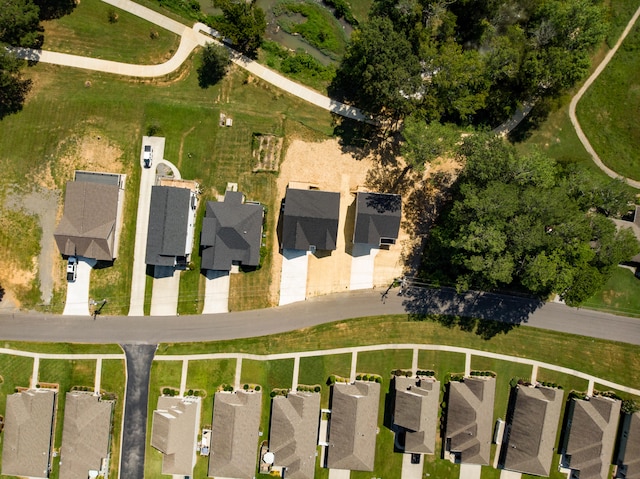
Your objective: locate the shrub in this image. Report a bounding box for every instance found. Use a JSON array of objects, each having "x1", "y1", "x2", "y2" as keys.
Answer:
[
  {"x1": 162, "y1": 388, "x2": 170, "y2": 395},
  {"x1": 314, "y1": 385, "x2": 321, "y2": 392},
  {"x1": 107, "y1": 8, "x2": 118, "y2": 23},
  {"x1": 356, "y1": 374, "x2": 362, "y2": 380},
  {"x1": 150, "y1": 30, "x2": 159, "y2": 40},
  {"x1": 404, "y1": 371, "x2": 411, "y2": 377},
  {"x1": 270, "y1": 391, "x2": 277, "y2": 398},
  {"x1": 375, "y1": 377, "x2": 381, "y2": 383},
  {"x1": 243, "y1": 384, "x2": 249, "y2": 390},
  {"x1": 188, "y1": 389, "x2": 194, "y2": 396},
  {"x1": 194, "y1": 390, "x2": 200, "y2": 397},
  {"x1": 255, "y1": 385, "x2": 261, "y2": 391},
  {"x1": 327, "y1": 375, "x2": 336, "y2": 385}
]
